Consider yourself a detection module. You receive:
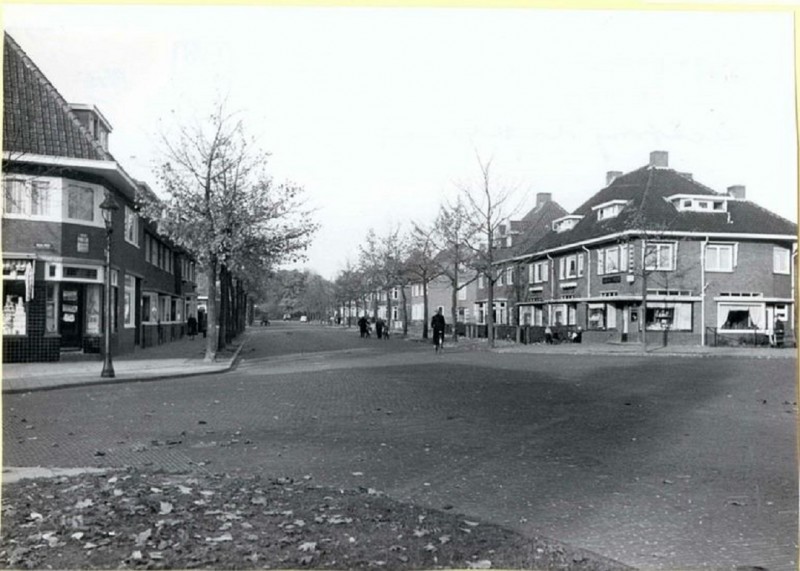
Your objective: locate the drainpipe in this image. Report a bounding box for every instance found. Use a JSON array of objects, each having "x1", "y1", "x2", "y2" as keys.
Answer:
[
  {"x1": 701, "y1": 237, "x2": 708, "y2": 346},
  {"x1": 547, "y1": 254, "x2": 555, "y2": 325}
]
